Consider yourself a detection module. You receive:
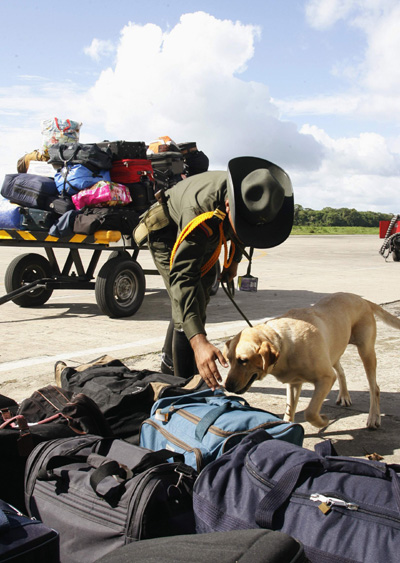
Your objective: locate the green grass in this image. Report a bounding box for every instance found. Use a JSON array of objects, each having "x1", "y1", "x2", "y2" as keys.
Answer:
[{"x1": 291, "y1": 226, "x2": 379, "y2": 235}]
